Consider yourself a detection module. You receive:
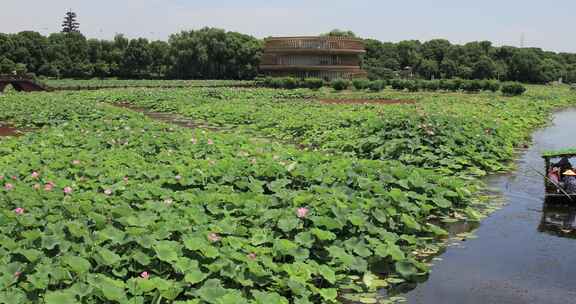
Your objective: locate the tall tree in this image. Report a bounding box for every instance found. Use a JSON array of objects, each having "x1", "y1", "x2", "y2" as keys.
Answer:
[
  {"x1": 320, "y1": 29, "x2": 357, "y2": 38},
  {"x1": 62, "y1": 10, "x2": 80, "y2": 33}
]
